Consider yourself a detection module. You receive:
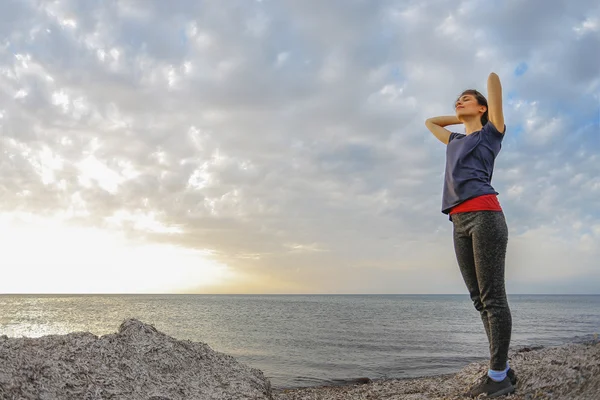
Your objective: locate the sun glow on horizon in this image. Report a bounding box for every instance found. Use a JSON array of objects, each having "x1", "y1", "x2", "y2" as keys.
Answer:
[{"x1": 0, "y1": 213, "x2": 234, "y2": 293}]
